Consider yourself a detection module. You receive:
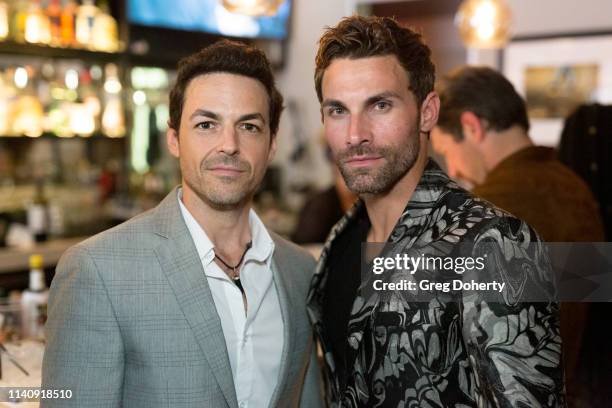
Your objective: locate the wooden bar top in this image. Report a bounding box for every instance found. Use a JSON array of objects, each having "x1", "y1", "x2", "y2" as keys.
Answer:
[{"x1": 0, "y1": 238, "x2": 85, "y2": 274}]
